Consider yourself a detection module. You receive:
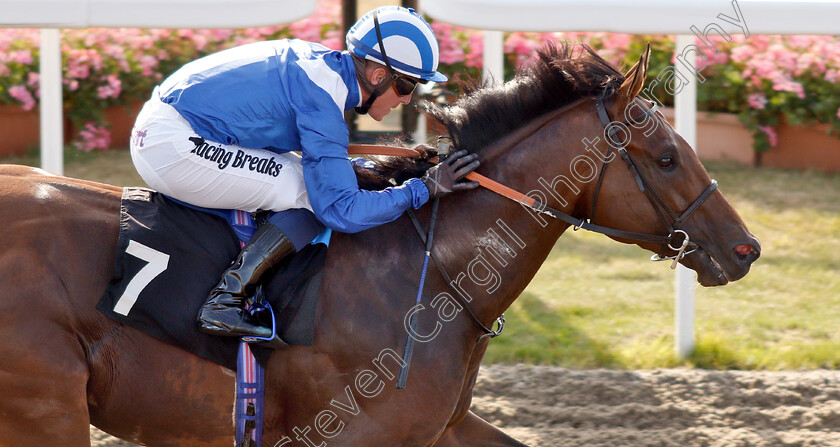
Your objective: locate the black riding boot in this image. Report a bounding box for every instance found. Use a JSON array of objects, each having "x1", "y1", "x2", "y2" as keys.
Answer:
[{"x1": 197, "y1": 222, "x2": 295, "y2": 338}]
